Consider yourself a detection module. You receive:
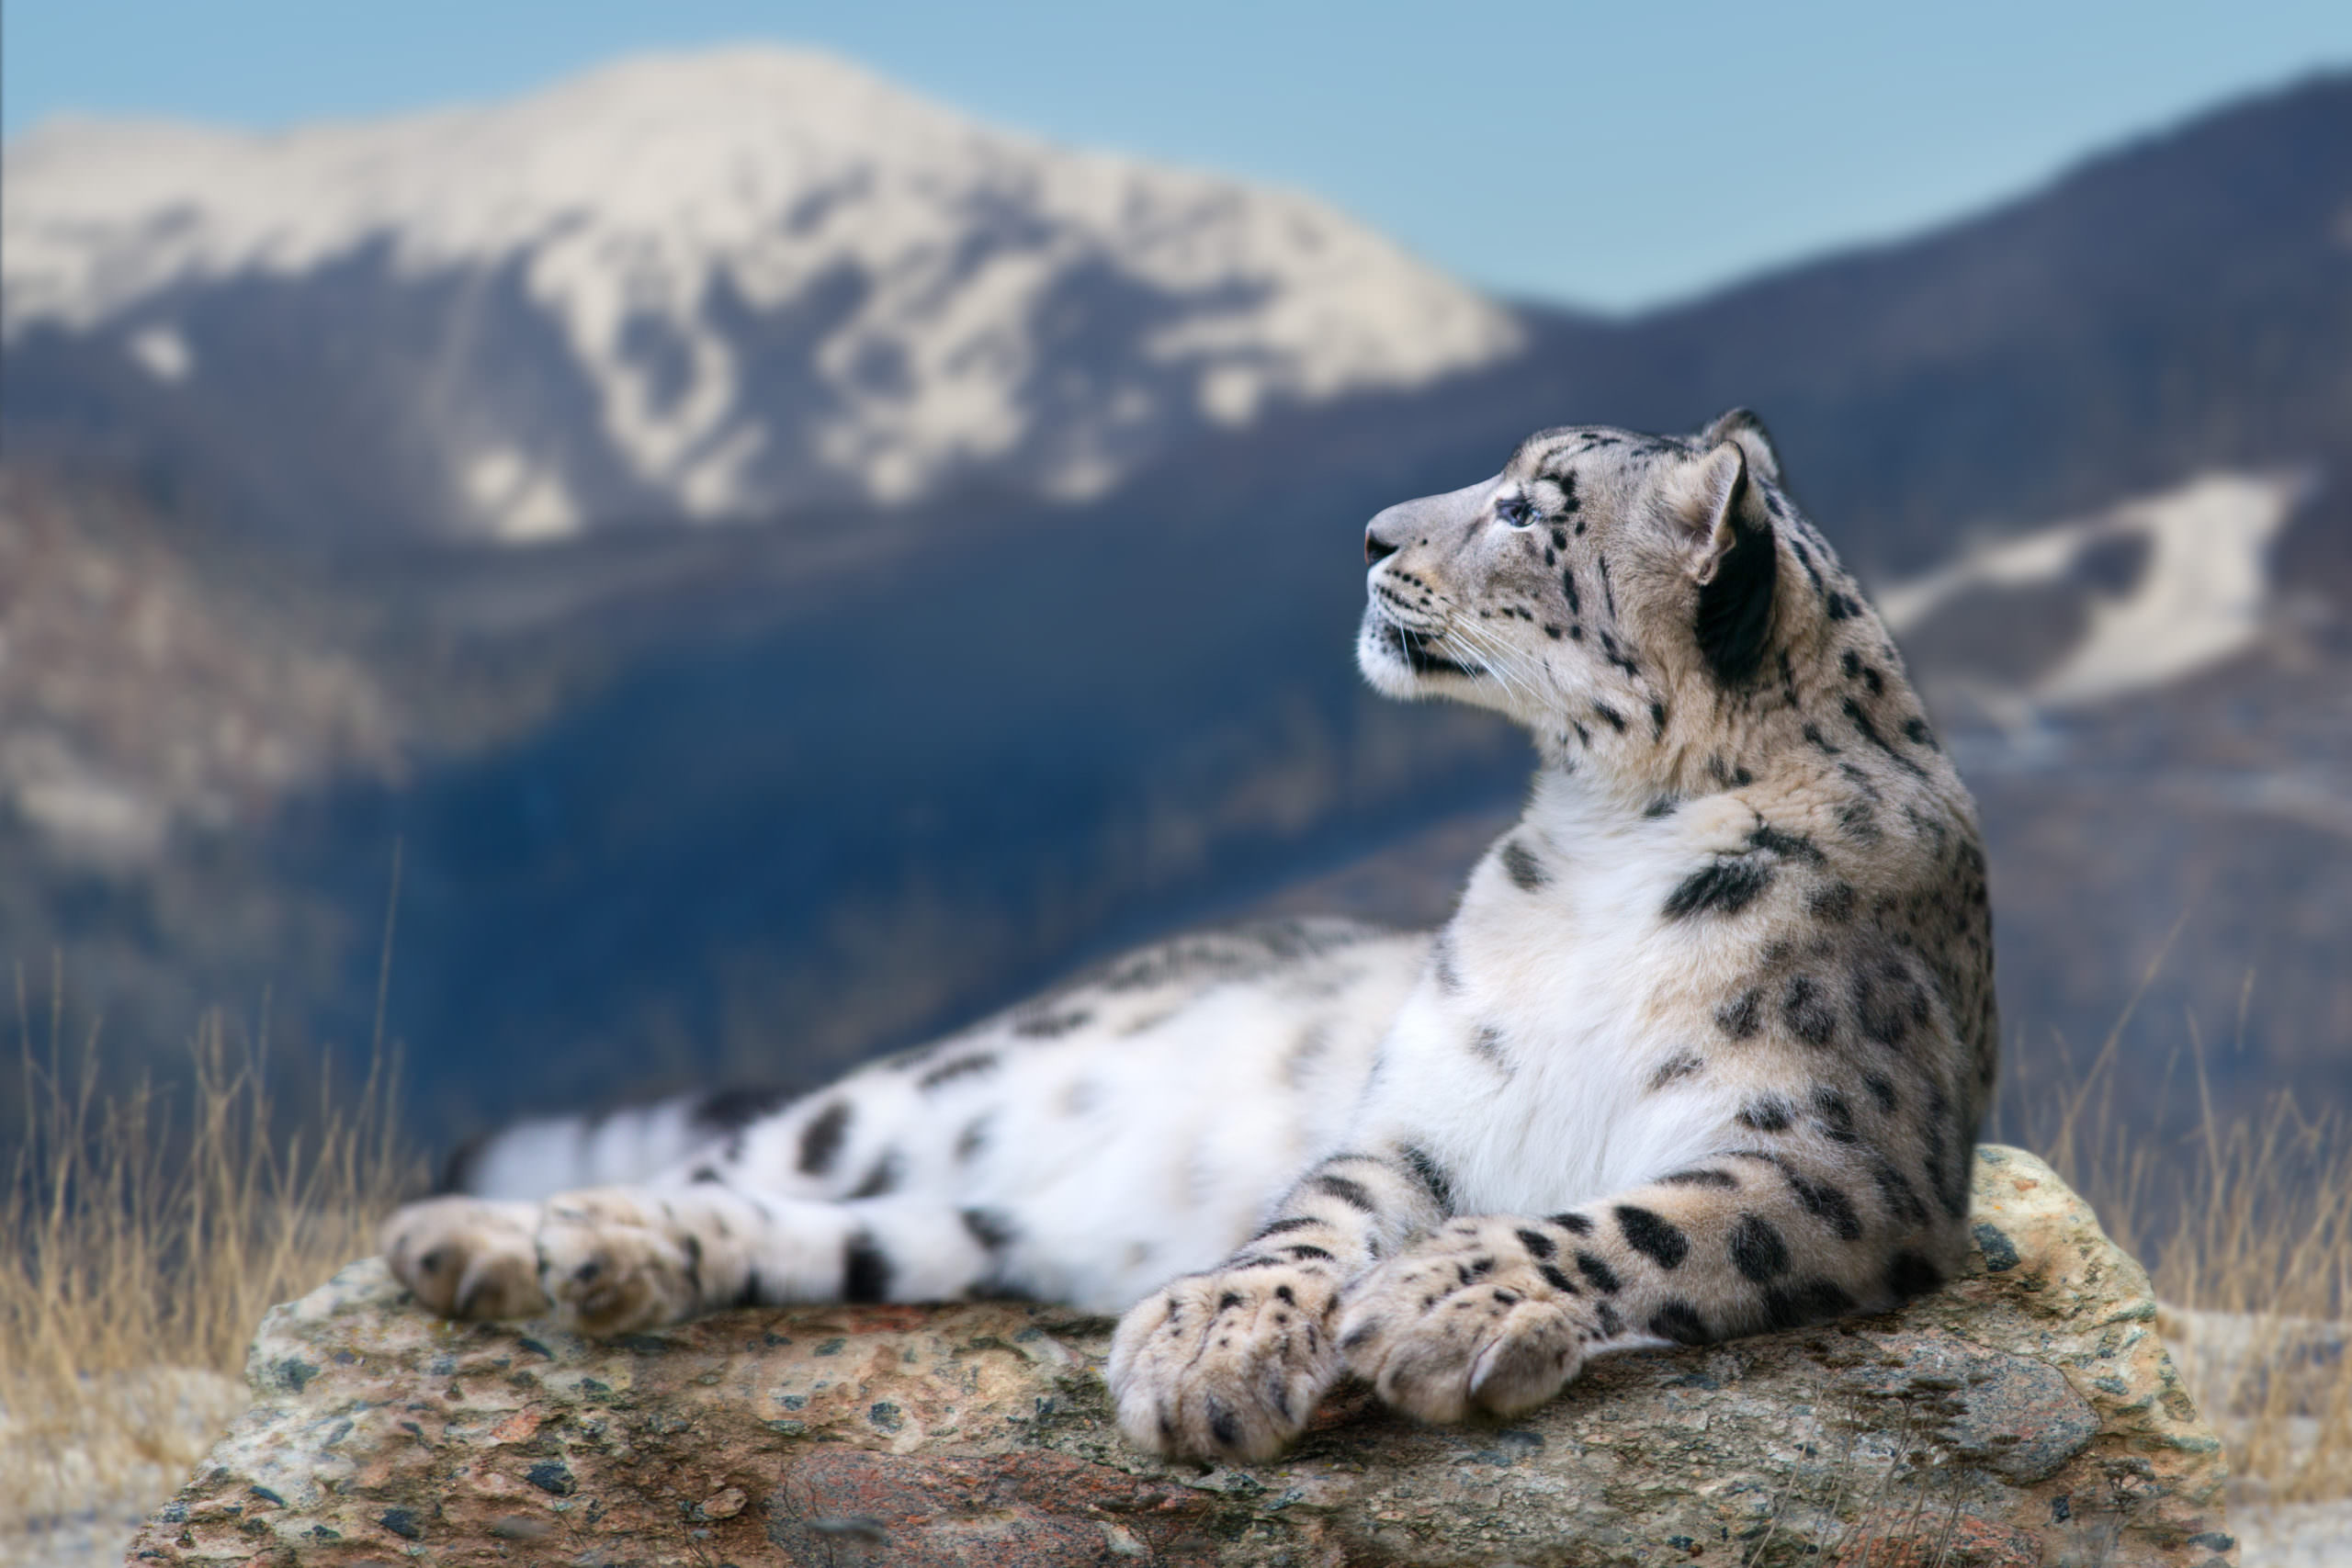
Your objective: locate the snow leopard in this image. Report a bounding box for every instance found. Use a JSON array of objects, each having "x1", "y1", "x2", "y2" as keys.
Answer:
[{"x1": 382, "y1": 410, "x2": 1996, "y2": 1462}]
